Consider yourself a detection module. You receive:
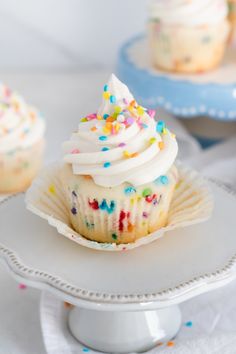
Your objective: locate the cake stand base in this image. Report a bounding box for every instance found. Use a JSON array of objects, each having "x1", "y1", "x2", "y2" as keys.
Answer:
[{"x1": 68, "y1": 305, "x2": 181, "y2": 353}]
